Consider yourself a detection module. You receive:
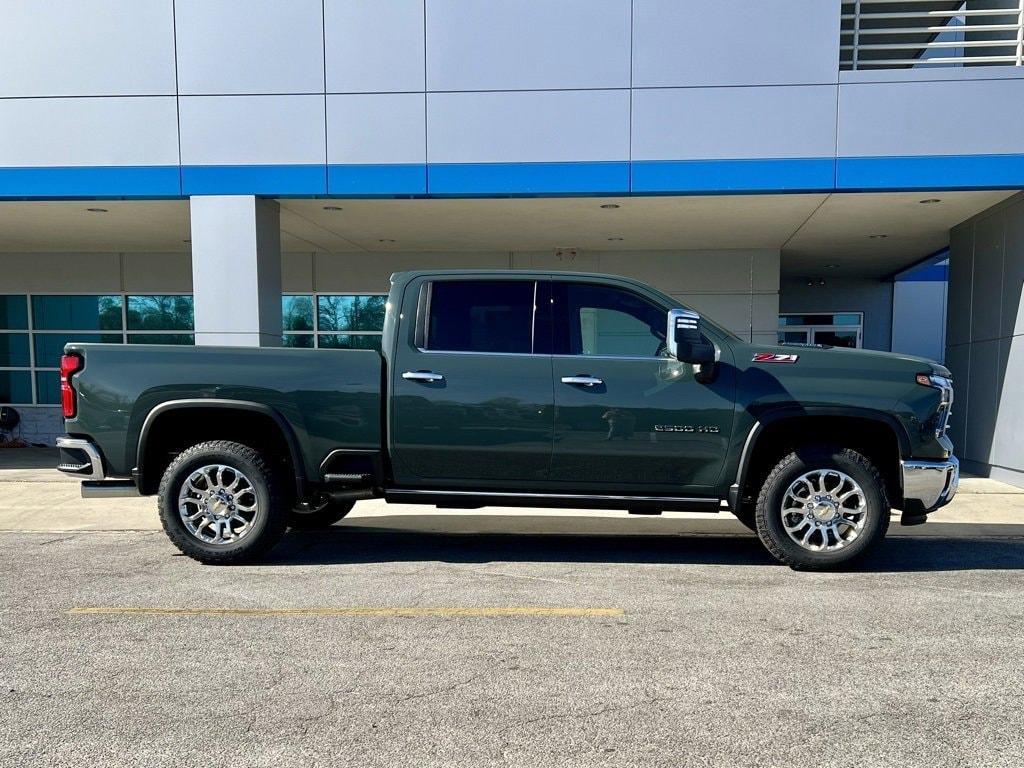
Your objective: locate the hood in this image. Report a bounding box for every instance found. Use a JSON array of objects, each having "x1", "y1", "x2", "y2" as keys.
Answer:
[{"x1": 744, "y1": 342, "x2": 951, "y2": 378}]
